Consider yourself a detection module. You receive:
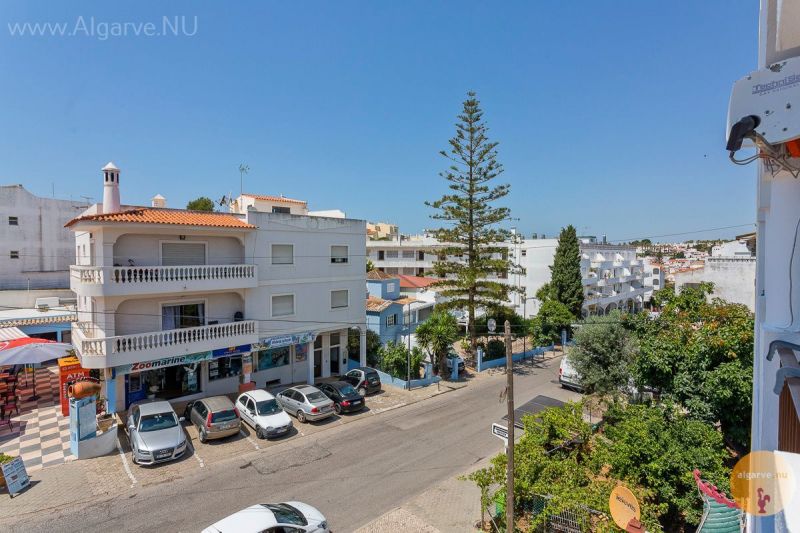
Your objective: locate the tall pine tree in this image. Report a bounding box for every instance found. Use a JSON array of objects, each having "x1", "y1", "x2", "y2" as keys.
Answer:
[
  {"x1": 550, "y1": 225, "x2": 584, "y2": 317},
  {"x1": 426, "y1": 92, "x2": 520, "y2": 350}
]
